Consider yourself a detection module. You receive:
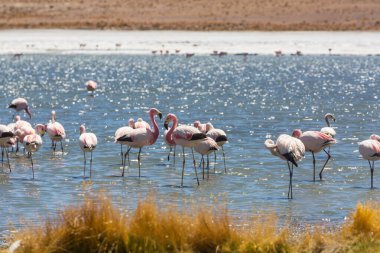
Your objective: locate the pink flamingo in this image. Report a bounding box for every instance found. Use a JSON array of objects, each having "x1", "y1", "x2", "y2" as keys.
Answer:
[
  {"x1": 292, "y1": 129, "x2": 336, "y2": 181},
  {"x1": 12, "y1": 116, "x2": 31, "y2": 153},
  {"x1": 23, "y1": 130, "x2": 43, "y2": 179},
  {"x1": 205, "y1": 122, "x2": 228, "y2": 172},
  {"x1": 8, "y1": 98, "x2": 32, "y2": 119},
  {"x1": 115, "y1": 118, "x2": 135, "y2": 165},
  {"x1": 265, "y1": 134, "x2": 305, "y2": 199},
  {"x1": 0, "y1": 124, "x2": 15, "y2": 171},
  {"x1": 164, "y1": 113, "x2": 207, "y2": 187},
  {"x1": 194, "y1": 137, "x2": 219, "y2": 179},
  {"x1": 47, "y1": 111, "x2": 66, "y2": 153},
  {"x1": 85, "y1": 80, "x2": 97, "y2": 93},
  {"x1": 79, "y1": 124, "x2": 97, "y2": 177},
  {"x1": 320, "y1": 113, "x2": 336, "y2": 137},
  {"x1": 115, "y1": 108, "x2": 162, "y2": 177},
  {"x1": 193, "y1": 120, "x2": 207, "y2": 133},
  {"x1": 164, "y1": 119, "x2": 176, "y2": 162},
  {"x1": 135, "y1": 118, "x2": 151, "y2": 129},
  {"x1": 358, "y1": 134, "x2": 380, "y2": 189}
]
